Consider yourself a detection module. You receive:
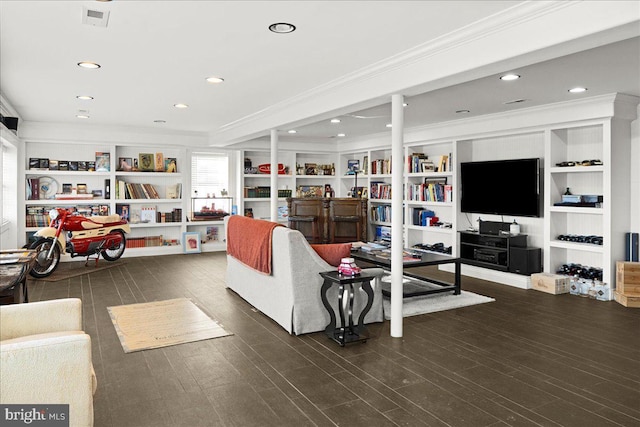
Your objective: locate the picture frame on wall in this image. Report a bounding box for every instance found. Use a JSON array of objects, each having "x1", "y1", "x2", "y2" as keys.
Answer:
[{"x1": 183, "y1": 232, "x2": 201, "y2": 254}]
